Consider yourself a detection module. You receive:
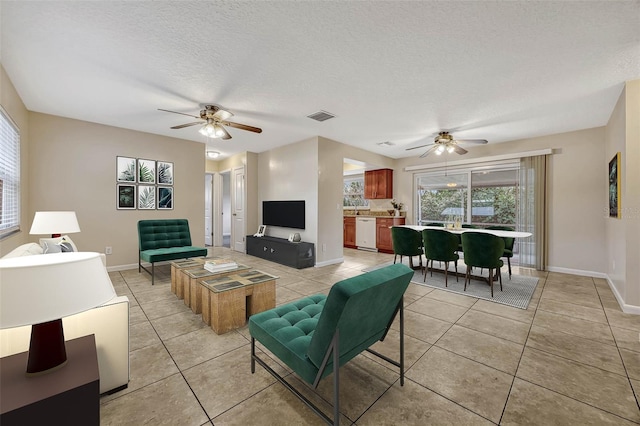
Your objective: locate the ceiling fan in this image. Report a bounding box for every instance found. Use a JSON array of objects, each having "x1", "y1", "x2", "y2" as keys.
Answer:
[
  {"x1": 406, "y1": 132, "x2": 488, "y2": 158},
  {"x1": 158, "y1": 105, "x2": 262, "y2": 140}
]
